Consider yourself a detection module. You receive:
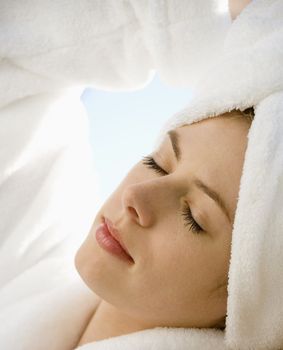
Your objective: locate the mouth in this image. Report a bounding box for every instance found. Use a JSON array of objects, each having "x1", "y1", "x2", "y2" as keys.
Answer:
[{"x1": 102, "y1": 216, "x2": 134, "y2": 263}]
